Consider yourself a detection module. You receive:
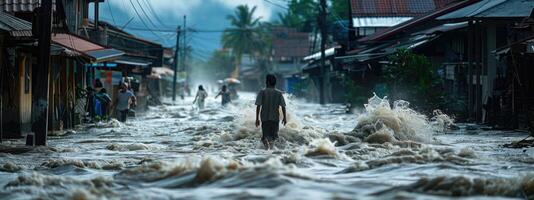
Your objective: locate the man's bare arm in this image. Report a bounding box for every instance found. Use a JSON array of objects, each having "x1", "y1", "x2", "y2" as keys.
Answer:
[
  {"x1": 281, "y1": 106, "x2": 287, "y2": 125},
  {"x1": 255, "y1": 105, "x2": 261, "y2": 127}
]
